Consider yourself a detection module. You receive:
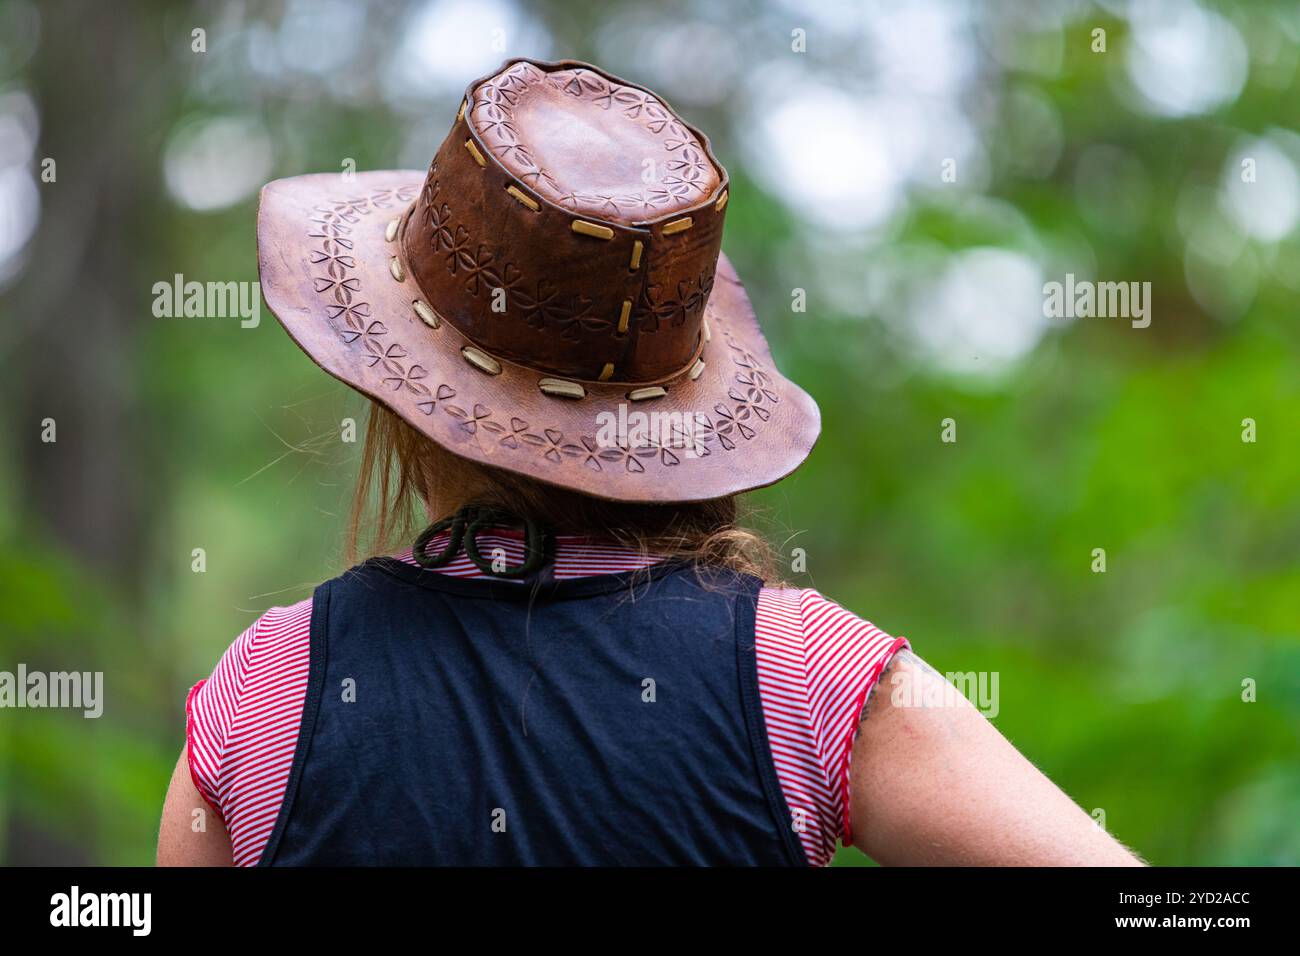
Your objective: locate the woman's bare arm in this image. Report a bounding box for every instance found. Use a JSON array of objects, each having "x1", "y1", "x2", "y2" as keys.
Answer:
[
  {"x1": 157, "y1": 748, "x2": 235, "y2": 866},
  {"x1": 850, "y1": 650, "x2": 1144, "y2": 866}
]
